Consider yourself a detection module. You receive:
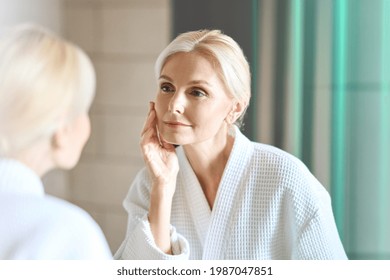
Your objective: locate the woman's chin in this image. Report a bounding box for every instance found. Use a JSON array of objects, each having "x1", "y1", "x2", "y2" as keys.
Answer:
[
  {"x1": 159, "y1": 132, "x2": 181, "y2": 145},
  {"x1": 160, "y1": 133, "x2": 185, "y2": 146},
  {"x1": 158, "y1": 126, "x2": 193, "y2": 146},
  {"x1": 162, "y1": 137, "x2": 181, "y2": 146}
]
